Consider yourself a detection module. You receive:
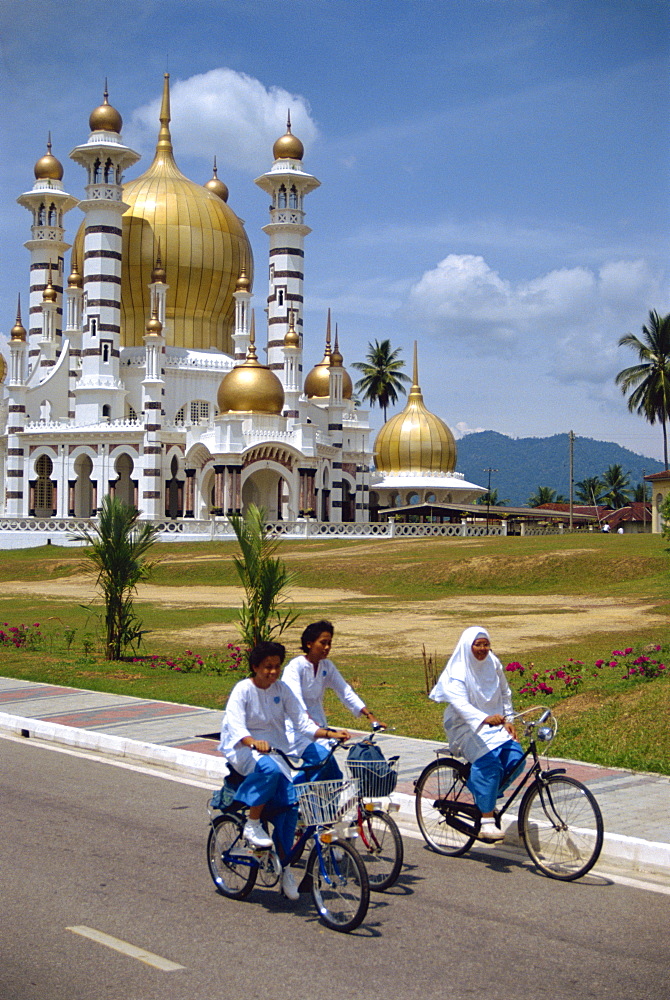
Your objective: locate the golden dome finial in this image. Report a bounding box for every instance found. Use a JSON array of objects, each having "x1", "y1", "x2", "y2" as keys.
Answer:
[
  {"x1": 156, "y1": 72, "x2": 173, "y2": 155},
  {"x1": 236, "y1": 262, "x2": 251, "y2": 292},
  {"x1": 151, "y1": 240, "x2": 166, "y2": 283},
  {"x1": 273, "y1": 109, "x2": 304, "y2": 161},
  {"x1": 43, "y1": 262, "x2": 57, "y2": 303},
  {"x1": 331, "y1": 323, "x2": 343, "y2": 366},
  {"x1": 247, "y1": 310, "x2": 259, "y2": 360},
  {"x1": 284, "y1": 309, "x2": 300, "y2": 348},
  {"x1": 205, "y1": 156, "x2": 229, "y2": 202},
  {"x1": 68, "y1": 252, "x2": 82, "y2": 288},
  {"x1": 305, "y1": 309, "x2": 353, "y2": 398},
  {"x1": 10, "y1": 295, "x2": 27, "y2": 342},
  {"x1": 145, "y1": 300, "x2": 163, "y2": 337},
  {"x1": 34, "y1": 132, "x2": 64, "y2": 181},
  {"x1": 89, "y1": 79, "x2": 123, "y2": 133}
]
